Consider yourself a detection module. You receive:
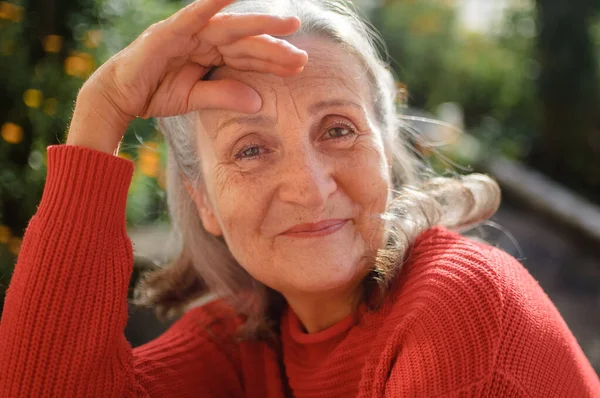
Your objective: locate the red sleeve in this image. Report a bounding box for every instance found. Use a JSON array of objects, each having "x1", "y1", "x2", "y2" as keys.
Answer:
[
  {"x1": 384, "y1": 242, "x2": 600, "y2": 397},
  {"x1": 0, "y1": 145, "x2": 243, "y2": 397}
]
